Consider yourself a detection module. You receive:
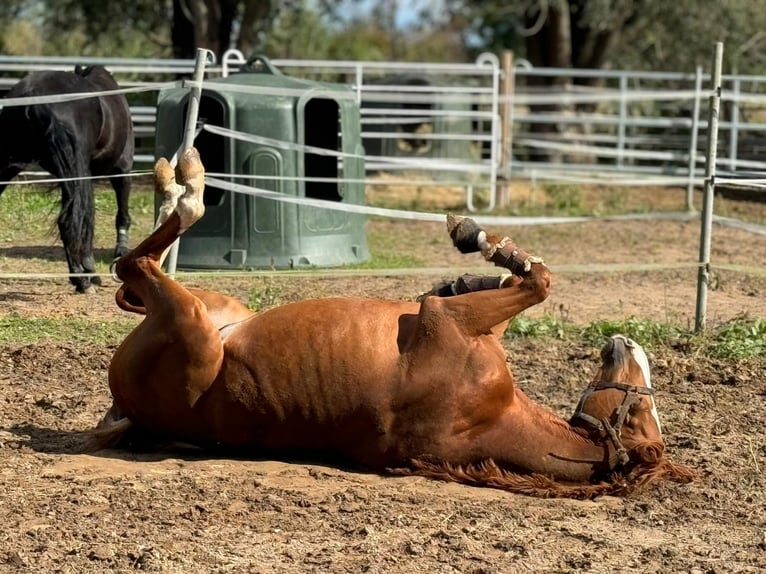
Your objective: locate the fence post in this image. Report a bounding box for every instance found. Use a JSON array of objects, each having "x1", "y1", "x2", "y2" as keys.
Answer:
[
  {"x1": 729, "y1": 77, "x2": 740, "y2": 172},
  {"x1": 686, "y1": 65, "x2": 703, "y2": 211},
  {"x1": 617, "y1": 73, "x2": 627, "y2": 168},
  {"x1": 164, "y1": 47, "x2": 209, "y2": 278},
  {"x1": 695, "y1": 42, "x2": 724, "y2": 333},
  {"x1": 495, "y1": 50, "x2": 513, "y2": 209}
]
